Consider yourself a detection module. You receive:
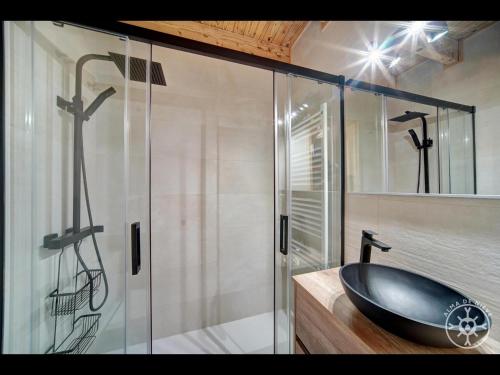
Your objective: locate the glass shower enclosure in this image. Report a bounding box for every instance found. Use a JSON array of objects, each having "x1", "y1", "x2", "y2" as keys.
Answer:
[
  {"x1": 2, "y1": 21, "x2": 344, "y2": 354},
  {"x1": 2, "y1": 21, "x2": 151, "y2": 354}
]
